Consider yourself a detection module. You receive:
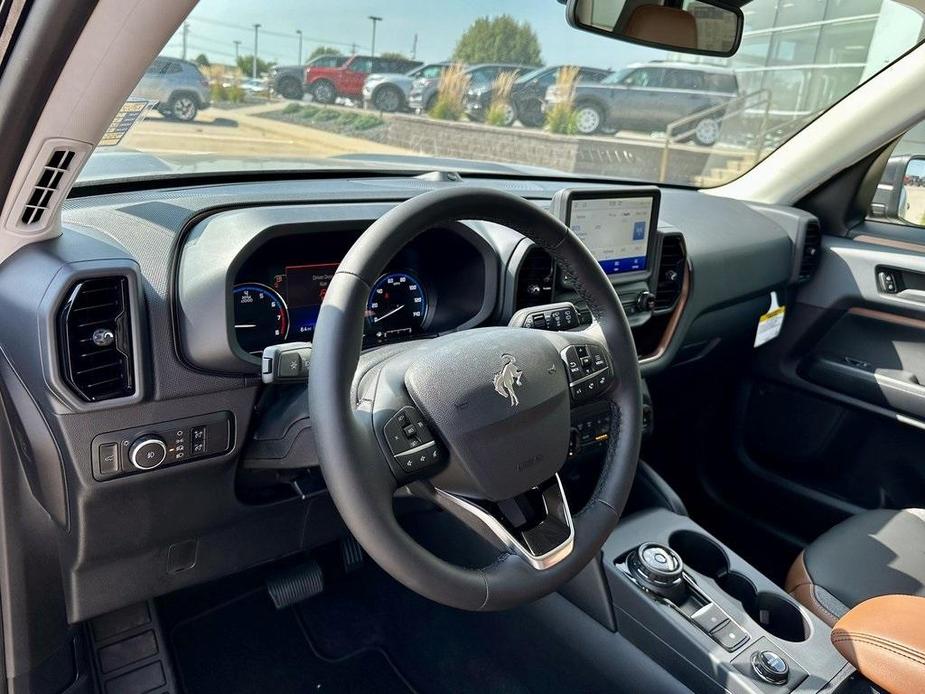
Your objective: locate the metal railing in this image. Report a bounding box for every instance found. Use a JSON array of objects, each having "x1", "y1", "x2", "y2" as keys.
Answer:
[{"x1": 658, "y1": 89, "x2": 771, "y2": 183}]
